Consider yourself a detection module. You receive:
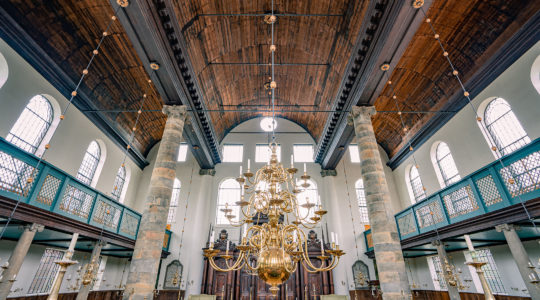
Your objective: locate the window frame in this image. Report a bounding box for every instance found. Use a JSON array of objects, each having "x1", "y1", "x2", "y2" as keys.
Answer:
[
  {"x1": 76, "y1": 141, "x2": 102, "y2": 186},
  {"x1": 355, "y1": 179, "x2": 369, "y2": 225},
  {"x1": 167, "y1": 178, "x2": 181, "y2": 224},
  {"x1": 216, "y1": 178, "x2": 241, "y2": 225},
  {"x1": 28, "y1": 248, "x2": 64, "y2": 295},
  {"x1": 222, "y1": 144, "x2": 244, "y2": 163},
  {"x1": 349, "y1": 144, "x2": 360, "y2": 163},
  {"x1": 293, "y1": 144, "x2": 314, "y2": 163},
  {"x1": 177, "y1": 143, "x2": 189, "y2": 162},
  {"x1": 111, "y1": 165, "x2": 126, "y2": 201},
  {"x1": 433, "y1": 142, "x2": 460, "y2": 187},
  {"x1": 255, "y1": 143, "x2": 281, "y2": 163},
  {"x1": 407, "y1": 165, "x2": 426, "y2": 203}
]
